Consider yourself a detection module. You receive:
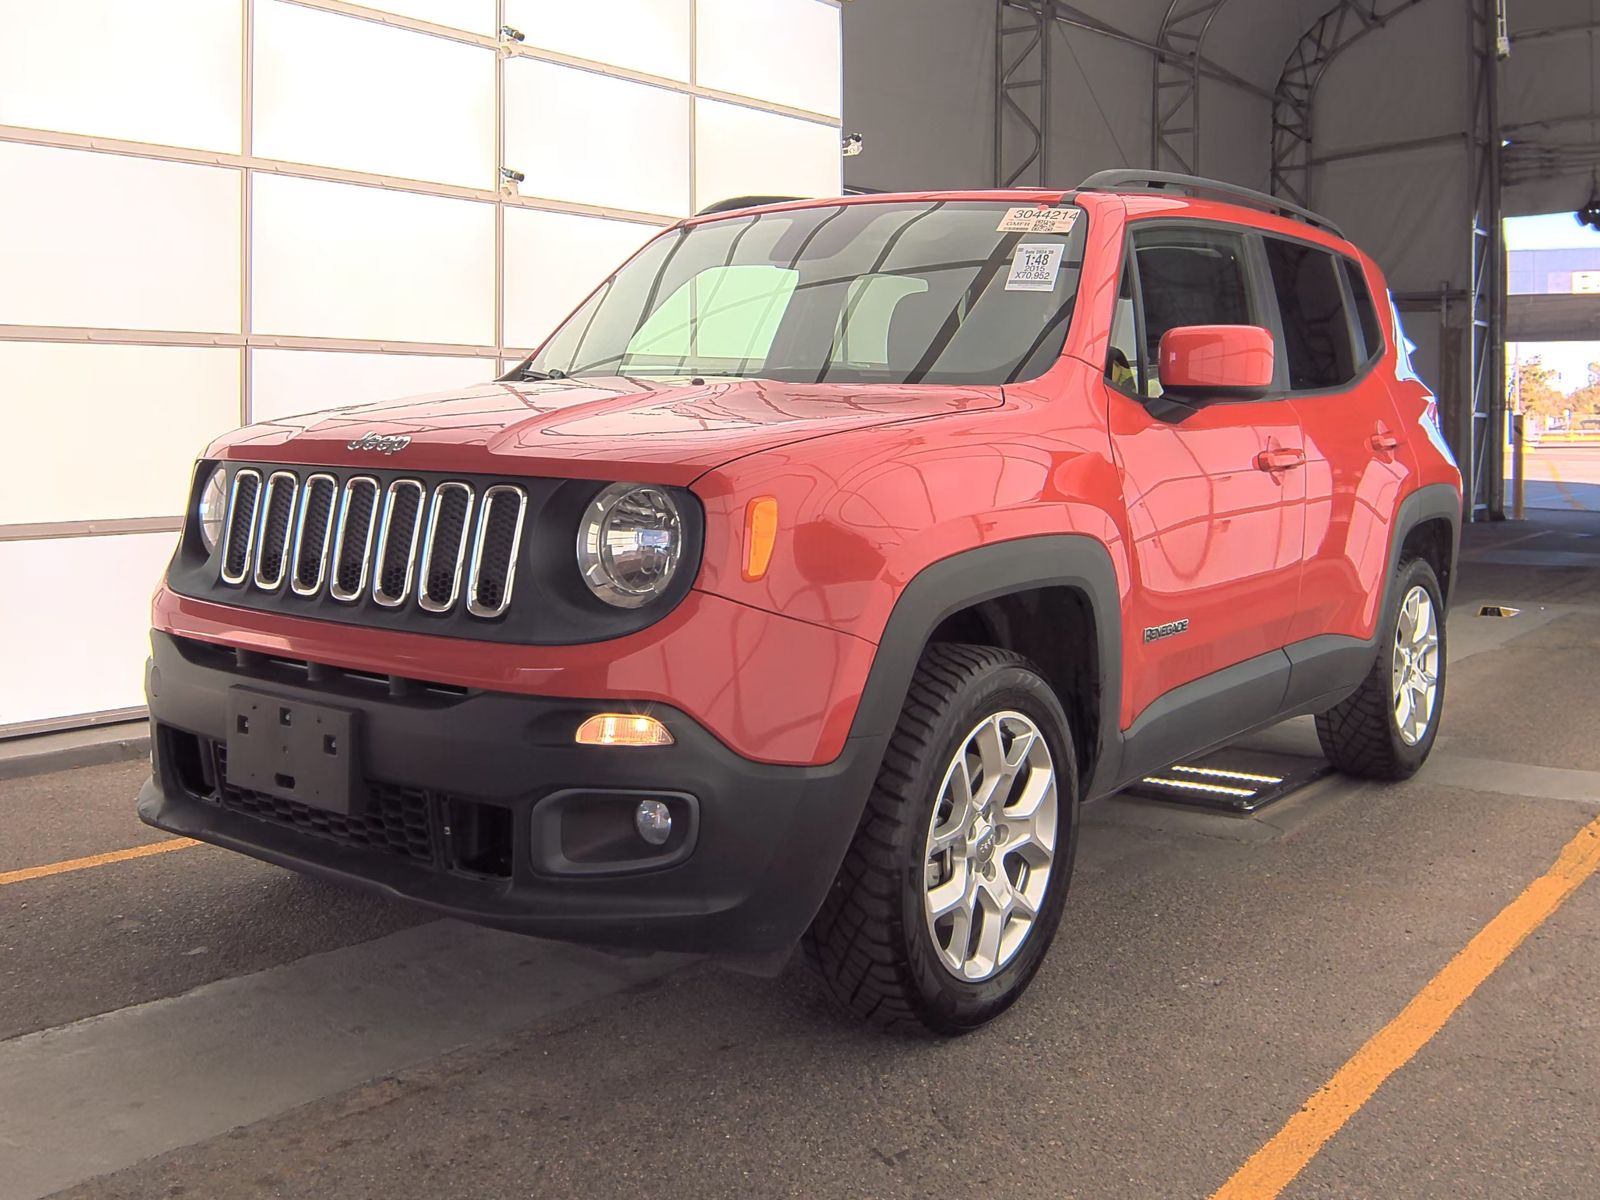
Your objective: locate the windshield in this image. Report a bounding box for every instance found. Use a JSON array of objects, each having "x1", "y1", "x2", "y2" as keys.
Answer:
[{"x1": 523, "y1": 200, "x2": 1087, "y2": 387}]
